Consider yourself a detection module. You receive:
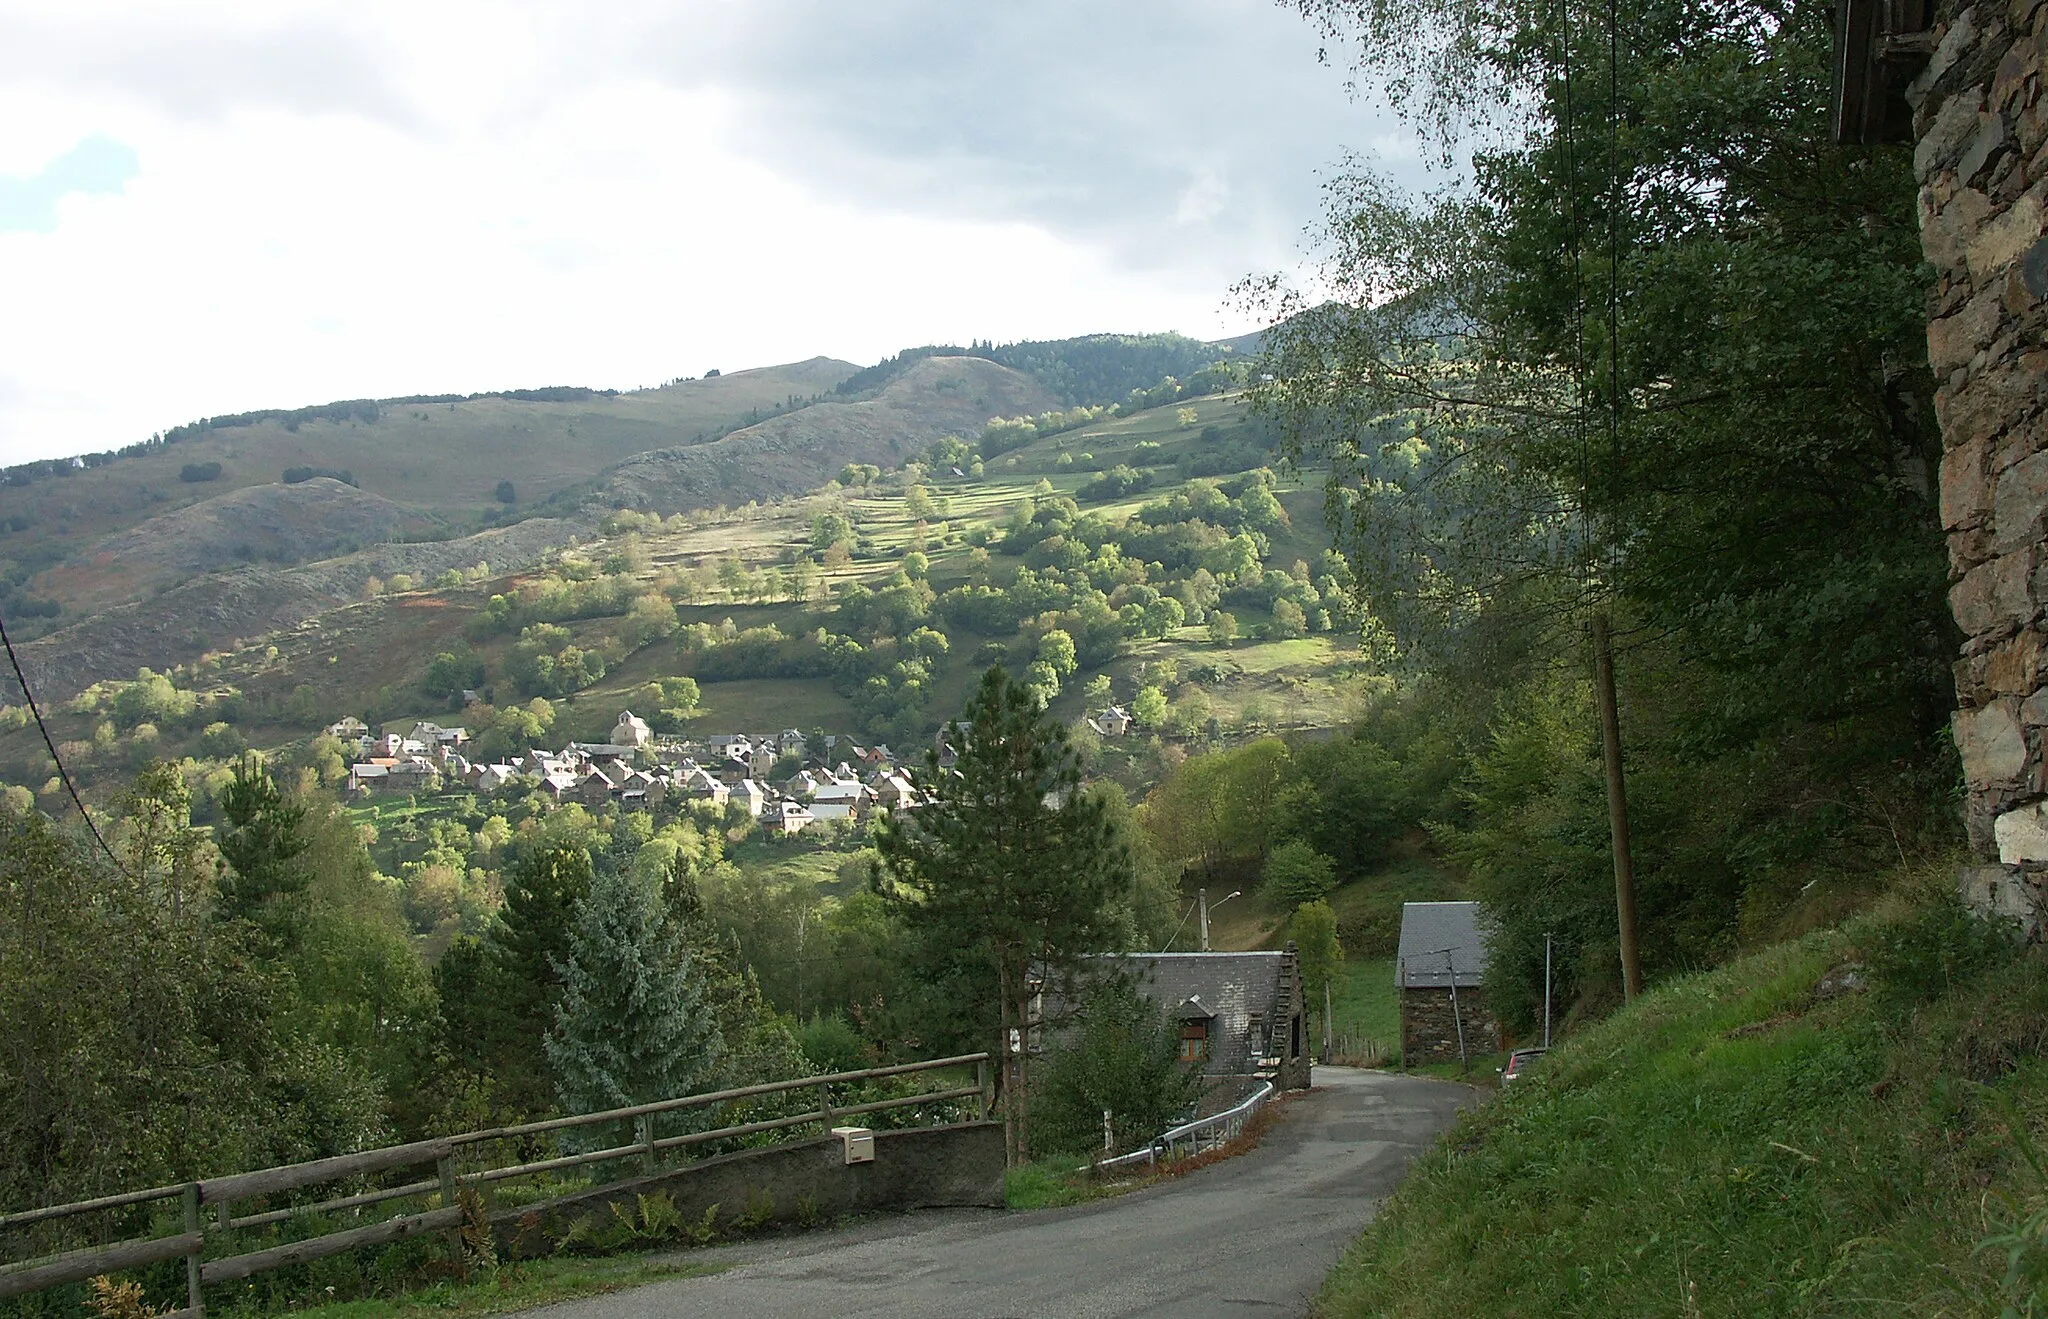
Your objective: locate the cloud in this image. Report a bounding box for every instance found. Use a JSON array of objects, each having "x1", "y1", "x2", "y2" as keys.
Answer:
[
  {"x1": 0, "y1": 136, "x2": 138, "y2": 232},
  {"x1": 0, "y1": 1, "x2": 1430, "y2": 465},
  {"x1": 0, "y1": 4, "x2": 418, "y2": 128},
  {"x1": 616, "y1": 0, "x2": 1409, "y2": 274}
]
